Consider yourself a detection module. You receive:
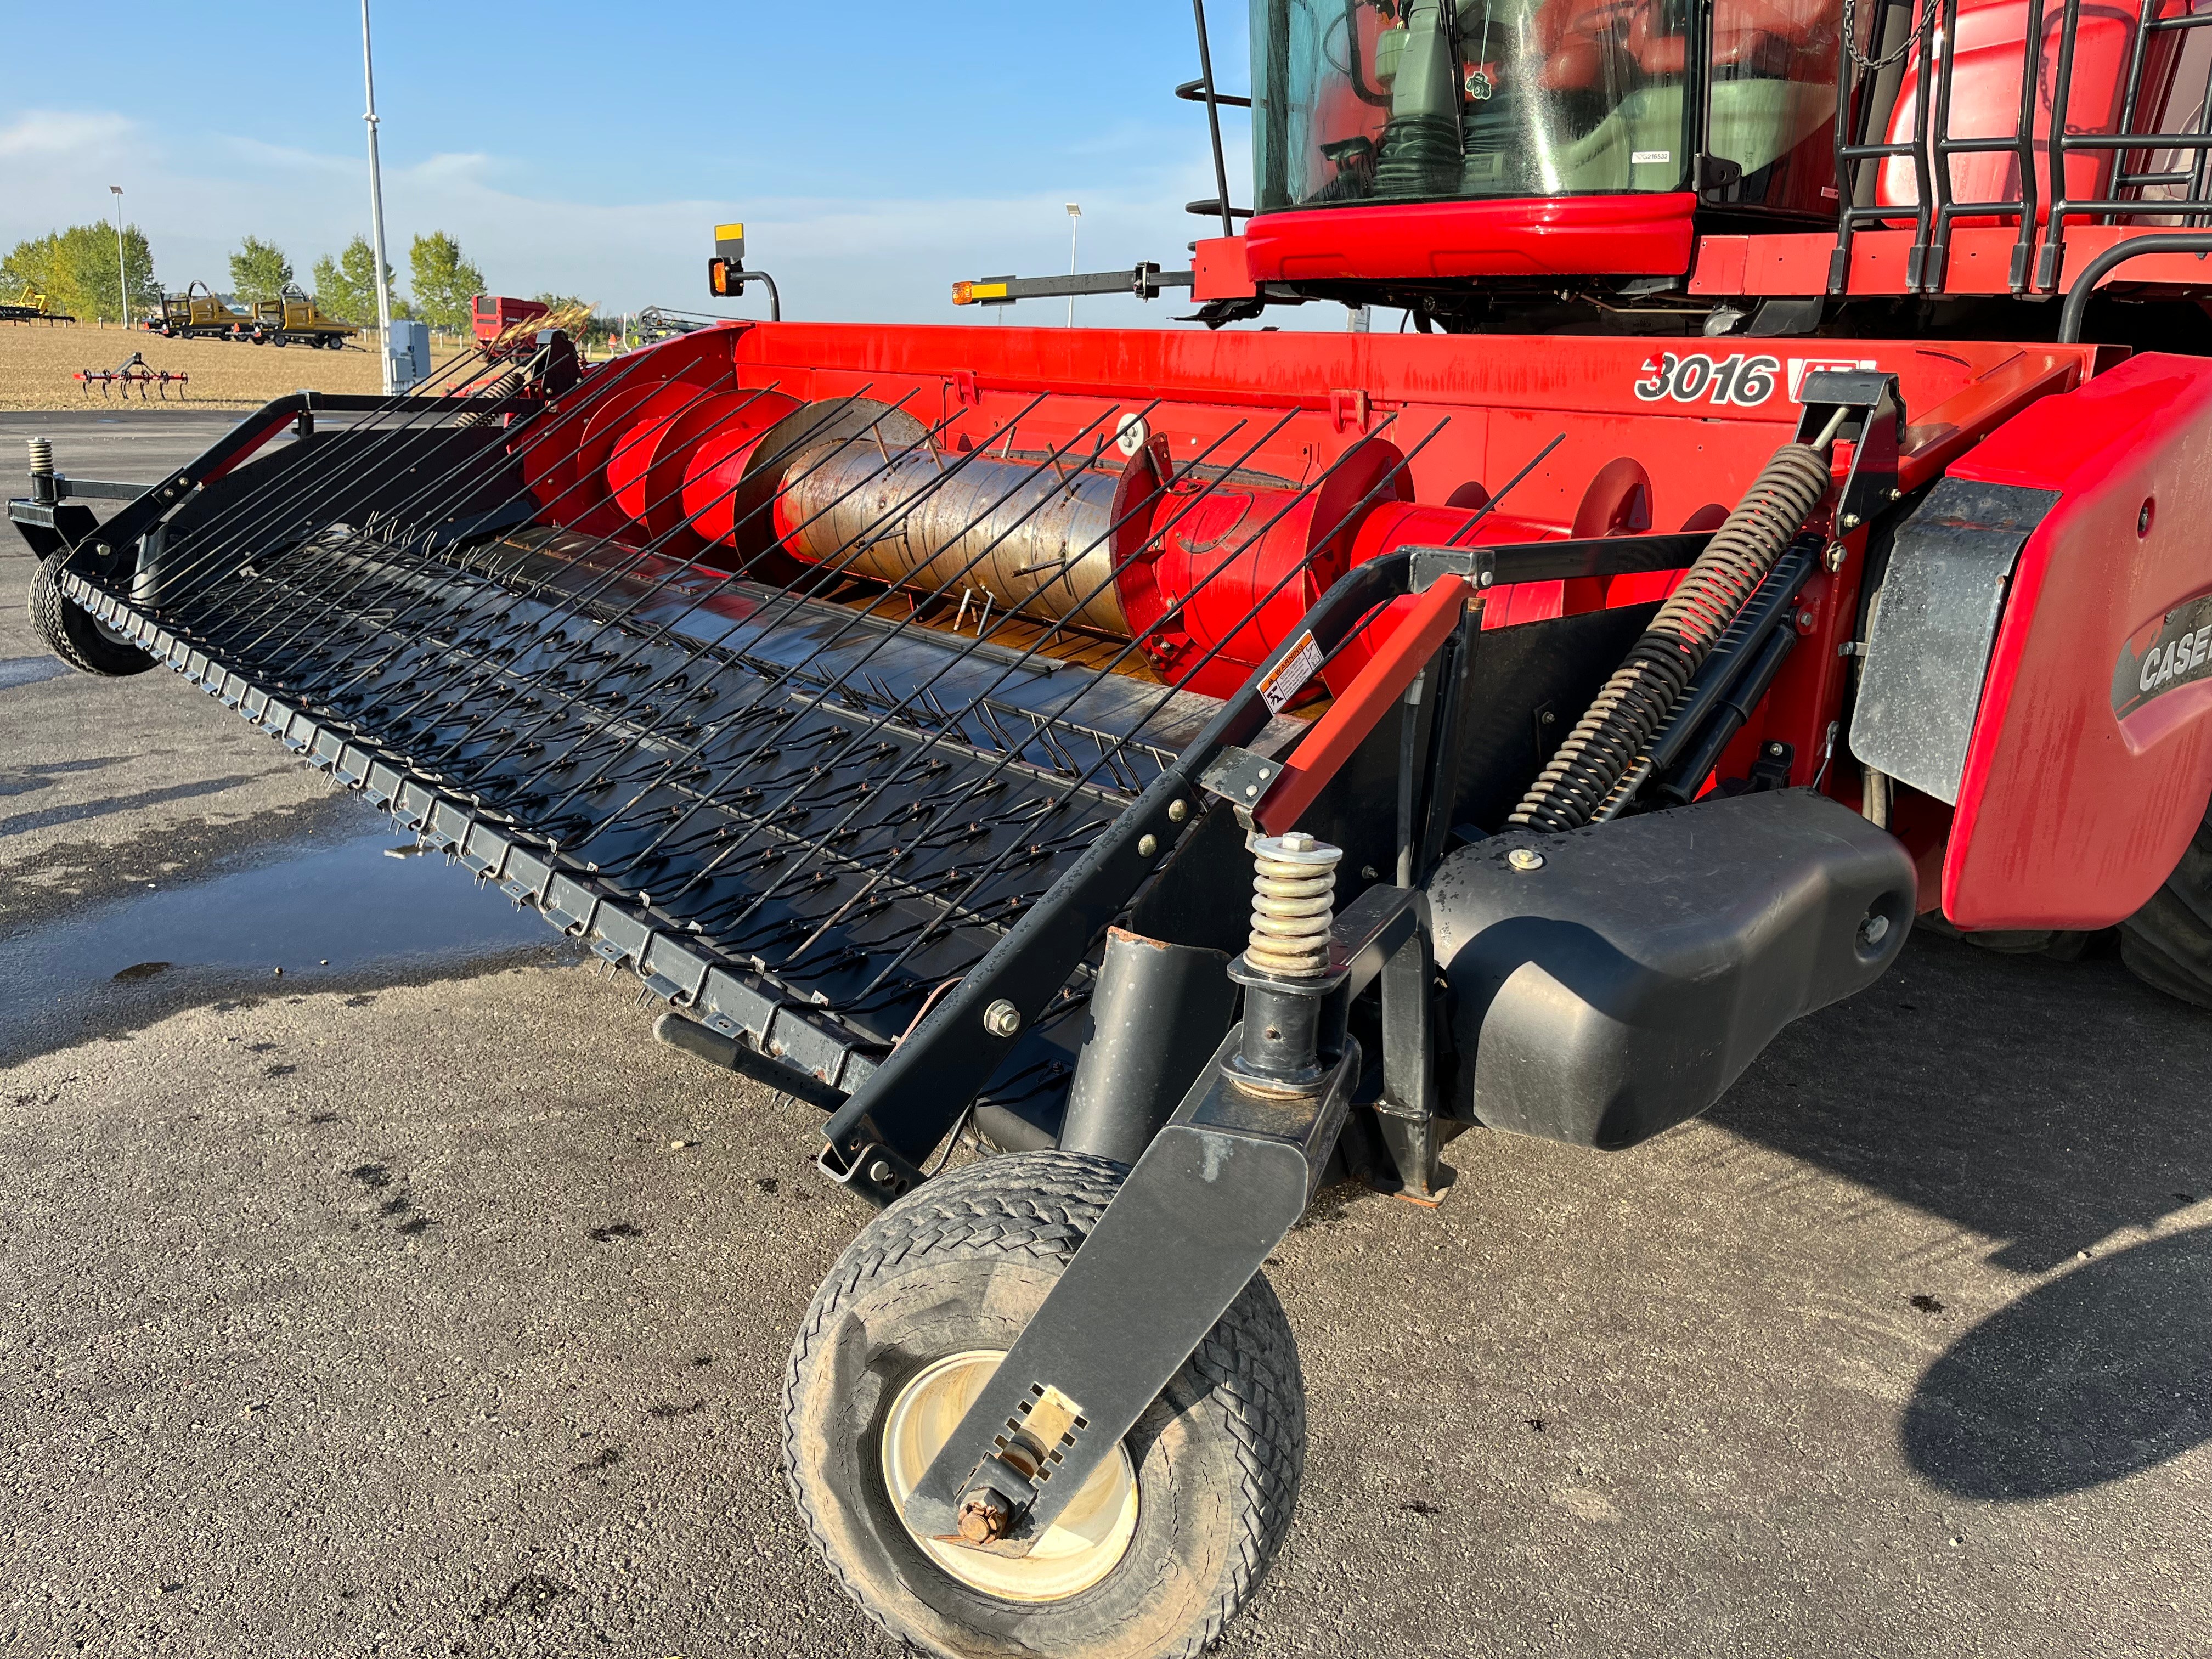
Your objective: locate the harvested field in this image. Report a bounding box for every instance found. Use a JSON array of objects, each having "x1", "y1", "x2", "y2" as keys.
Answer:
[{"x1": 0, "y1": 320, "x2": 470, "y2": 412}]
